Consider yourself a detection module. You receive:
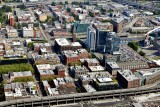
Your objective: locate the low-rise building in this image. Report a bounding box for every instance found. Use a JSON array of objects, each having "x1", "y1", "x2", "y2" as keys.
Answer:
[
  {"x1": 23, "y1": 27, "x2": 34, "y2": 38},
  {"x1": 117, "y1": 70, "x2": 140, "y2": 88},
  {"x1": 63, "y1": 50, "x2": 79, "y2": 65},
  {"x1": 54, "y1": 38, "x2": 82, "y2": 52},
  {"x1": 6, "y1": 26, "x2": 18, "y2": 38},
  {"x1": 33, "y1": 43, "x2": 51, "y2": 52},
  {"x1": 32, "y1": 53, "x2": 60, "y2": 64},
  {"x1": 54, "y1": 38, "x2": 71, "y2": 52},
  {"x1": 77, "y1": 49, "x2": 89, "y2": 59},
  {"x1": 4, "y1": 82, "x2": 39, "y2": 101},
  {"x1": 2, "y1": 71, "x2": 33, "y2": 82},
  {"x1": 70, "y1": 66, "x2": 89, "y2": 78},
  {"x1": 135, "y1": 68, "x2": 160, "y2": 86},
  {"x1": 84, "y1": 58, "x2": 100, "y2": 67},
  {"x1": 93, "y1": 77, "x2": 120, "y2": 91},
  {"x1": 55, "y1": 65, "x2": 66, "y2": 77},
  {"x1": 88, "y1": 65, "x2": 105, "y2": 72},
  {"x1": 105, "y1": 62, "x2": 121, "y2": 77},
  {"x1": 51, "y1": 29, "x2": 70, "y2": 37},
  {"x1": 38, "y1": 69, "x2": 55, "y2": 79}
]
